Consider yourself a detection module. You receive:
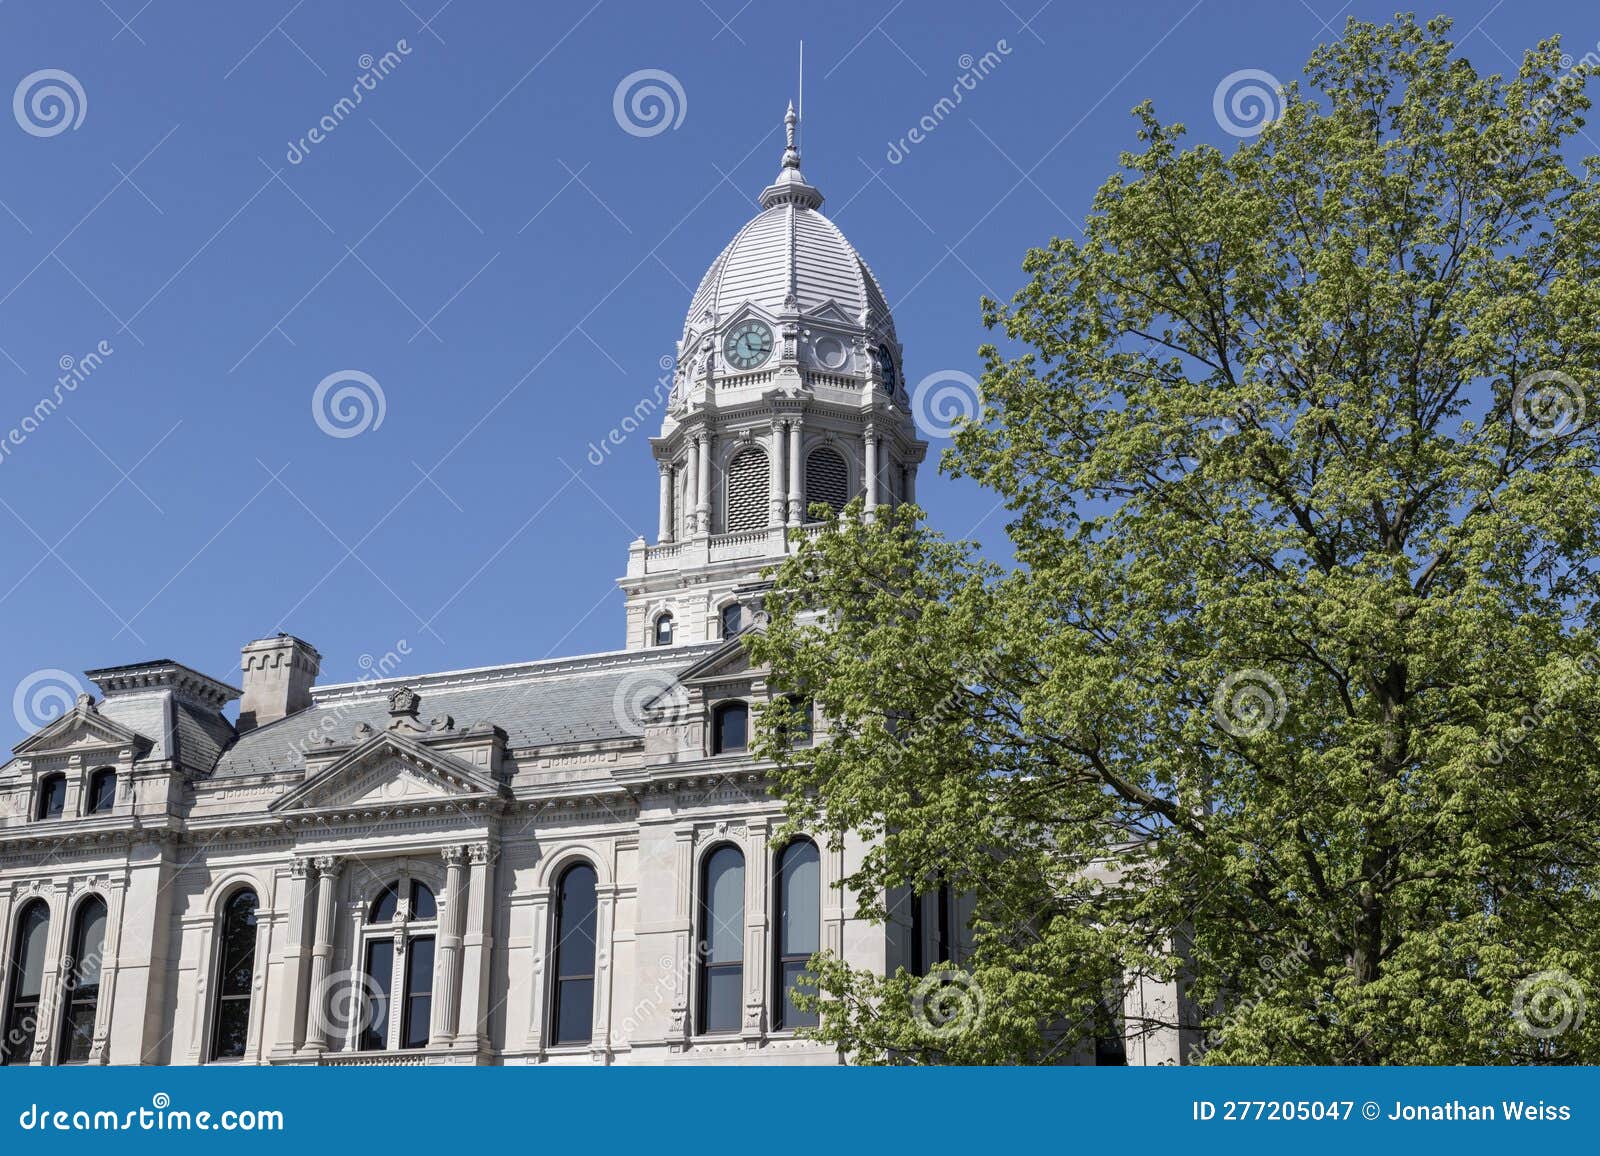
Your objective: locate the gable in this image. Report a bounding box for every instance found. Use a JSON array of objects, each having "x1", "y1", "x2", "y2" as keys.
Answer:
[
  {"x1": 270, "y1": 733, "x2": 503, "y2": 813},
  {"x1": 12, "y1": 700, "x2": 150, "y2": 758}
]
